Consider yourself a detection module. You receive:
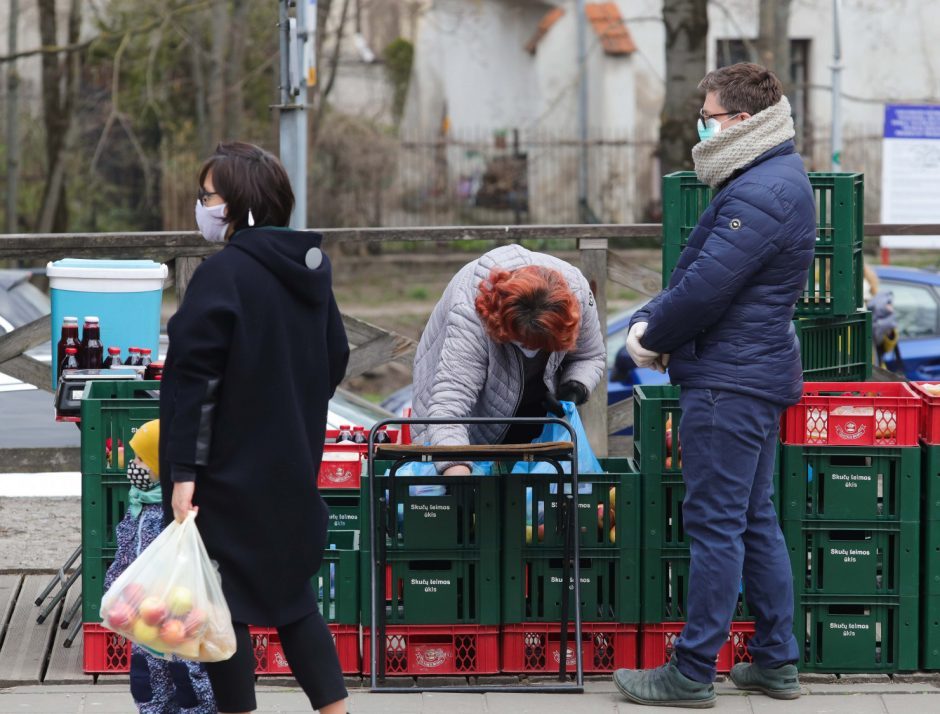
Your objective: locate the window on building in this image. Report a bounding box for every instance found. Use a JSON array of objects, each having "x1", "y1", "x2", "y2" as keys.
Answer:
[{"x1": 715, "y1": 39, "x2": 811, "y2": 153}]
